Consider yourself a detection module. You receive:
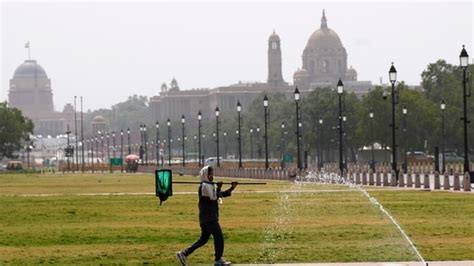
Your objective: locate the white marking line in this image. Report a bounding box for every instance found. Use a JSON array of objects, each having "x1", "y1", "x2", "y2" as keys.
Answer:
[
  {"x1": 3, "y1": 188, "x2": 408, "y2": 197},
  {"x1": 355, "y1": 185, "x2": 427, "y2": 266}
]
